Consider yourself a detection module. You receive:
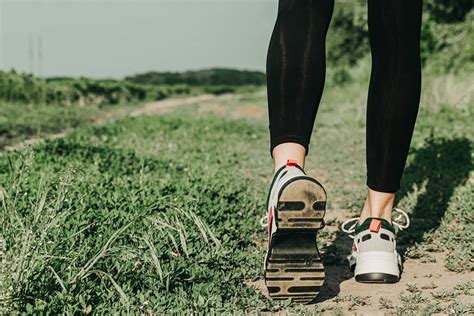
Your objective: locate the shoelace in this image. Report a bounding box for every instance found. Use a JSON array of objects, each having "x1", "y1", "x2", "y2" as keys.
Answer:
[
  {"x1": 341, "y1": 207, "x2": 410, "y2": 239},
  {"x1": 260, "y1": 215, "x2": 268, "y2": 227}
]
